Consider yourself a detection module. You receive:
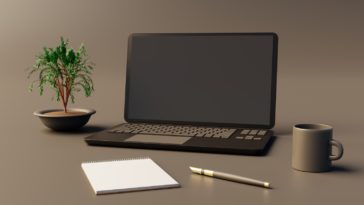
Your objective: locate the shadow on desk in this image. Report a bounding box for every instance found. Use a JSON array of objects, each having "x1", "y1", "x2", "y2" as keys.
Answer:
[
  {"x1": 42, "y1": 125, "x2": 108, "y2": 135},
  {"x1": 330, "y1": 164, "x2": 362, "y2": 173}
]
